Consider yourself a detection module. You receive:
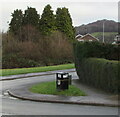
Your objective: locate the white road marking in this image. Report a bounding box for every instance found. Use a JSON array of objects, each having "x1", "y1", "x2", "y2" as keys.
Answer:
[
  {"x1": 3, "y1": 92, "x2": 9, "y2": 96},
  {"x1": 8, "y1": 96, "x2": 18, "y2": 100}
]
